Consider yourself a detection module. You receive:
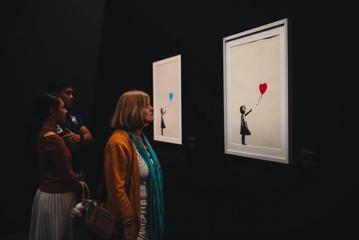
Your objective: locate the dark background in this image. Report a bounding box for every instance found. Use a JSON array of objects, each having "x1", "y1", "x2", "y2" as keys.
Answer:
[{"x1": 2, "y1": 0, "x2": 357, "y2": 238}]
